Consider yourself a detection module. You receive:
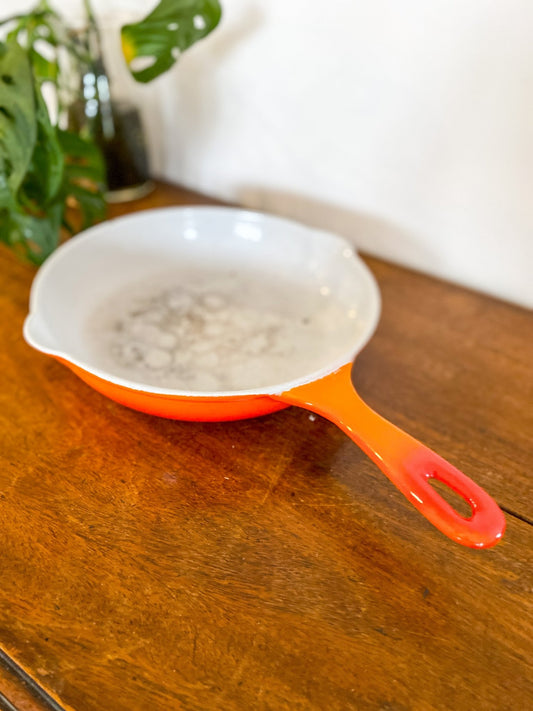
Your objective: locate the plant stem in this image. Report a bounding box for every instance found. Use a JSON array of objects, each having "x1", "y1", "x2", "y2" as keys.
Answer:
[
  {"x1": 80, "y1": 0, "x2": 114, "y2": 139},
  {"x1": 0, "y1": 1, "x2": 53, "y2": 26},
  {"x1": 82, "y1": 0, "x2": 97, "y2": 27},
  {"x1": 81, "y1": 0, "x2": 106, "y2": 71},
  {"x1": 82, "y1": 0, "x2": 101, "y2": 50}
]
